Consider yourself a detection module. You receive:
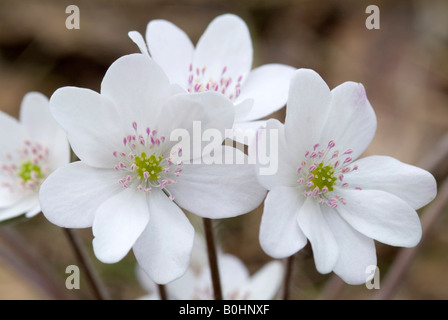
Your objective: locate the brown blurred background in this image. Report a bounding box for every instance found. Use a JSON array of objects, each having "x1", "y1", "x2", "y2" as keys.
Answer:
[{"x1": 0, "y1": 0, "x2": 447, "y2": 300}]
